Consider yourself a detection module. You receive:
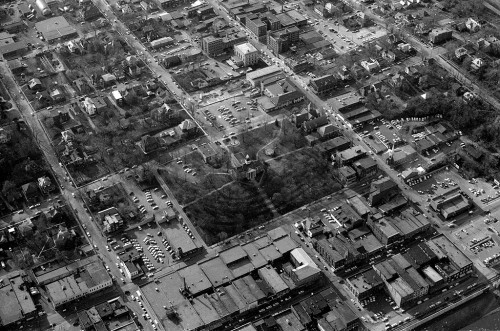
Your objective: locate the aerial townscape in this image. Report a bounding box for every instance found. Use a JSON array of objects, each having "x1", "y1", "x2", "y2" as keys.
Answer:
[{"x1": 4, "y1": 0, "x2": 500, "y2": 330}]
